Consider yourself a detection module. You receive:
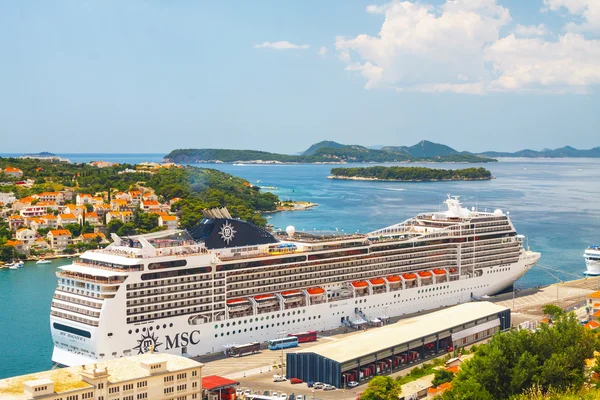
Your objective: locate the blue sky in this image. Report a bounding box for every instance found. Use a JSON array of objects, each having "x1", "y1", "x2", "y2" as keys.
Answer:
[{"x1": 0, "y1": 0, "x2": 599, "y2": 155}]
